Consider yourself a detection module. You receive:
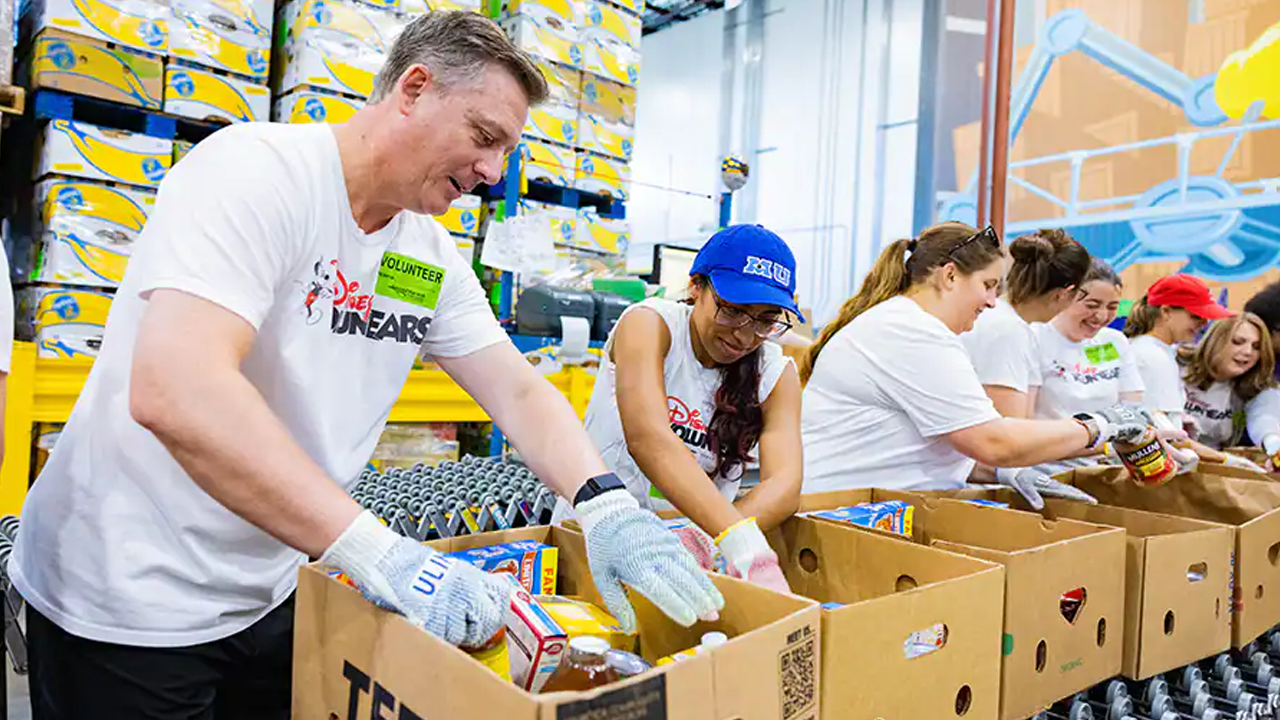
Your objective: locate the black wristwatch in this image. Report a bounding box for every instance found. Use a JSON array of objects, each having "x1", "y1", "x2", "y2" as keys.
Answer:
[
  {"x1": 1072, "y1": 412, "x2": 1101, "y2": 449},
  {"x1": 573, "y1": 472, "x2": 625, "y2": 507}
]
